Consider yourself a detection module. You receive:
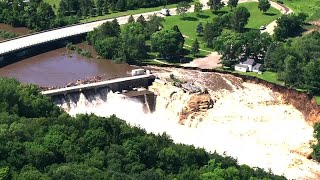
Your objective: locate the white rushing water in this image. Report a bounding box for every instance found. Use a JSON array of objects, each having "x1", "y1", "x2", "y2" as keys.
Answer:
[{"x1": 55, "y1": 83, "x2": 320, "y2": 179}]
